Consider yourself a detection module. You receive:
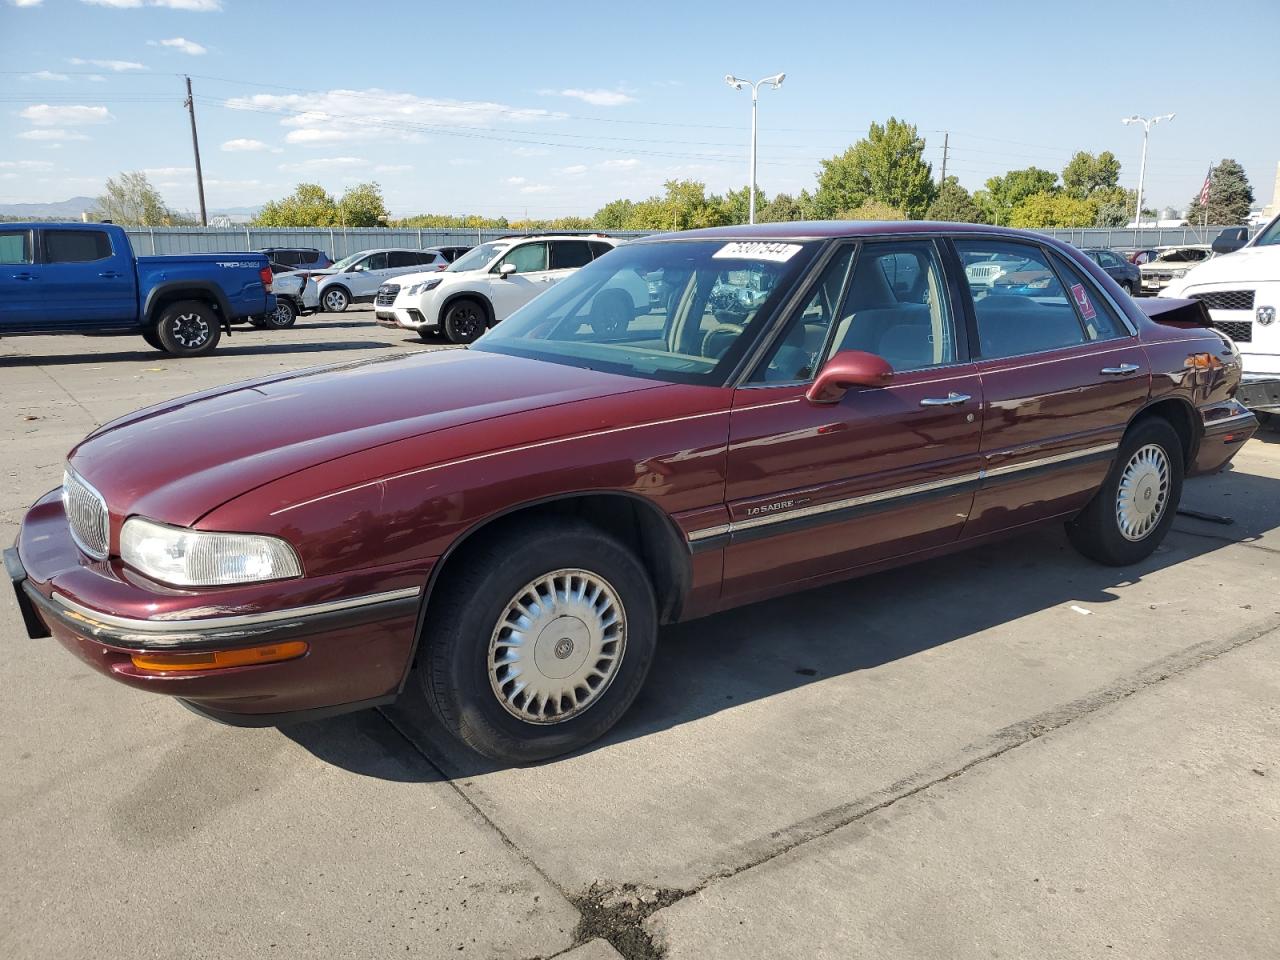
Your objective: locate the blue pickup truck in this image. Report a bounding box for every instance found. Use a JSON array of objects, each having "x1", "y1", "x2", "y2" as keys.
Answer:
[{"x1": 0, "y1": 222, "x2": 275, "y2": 357}]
